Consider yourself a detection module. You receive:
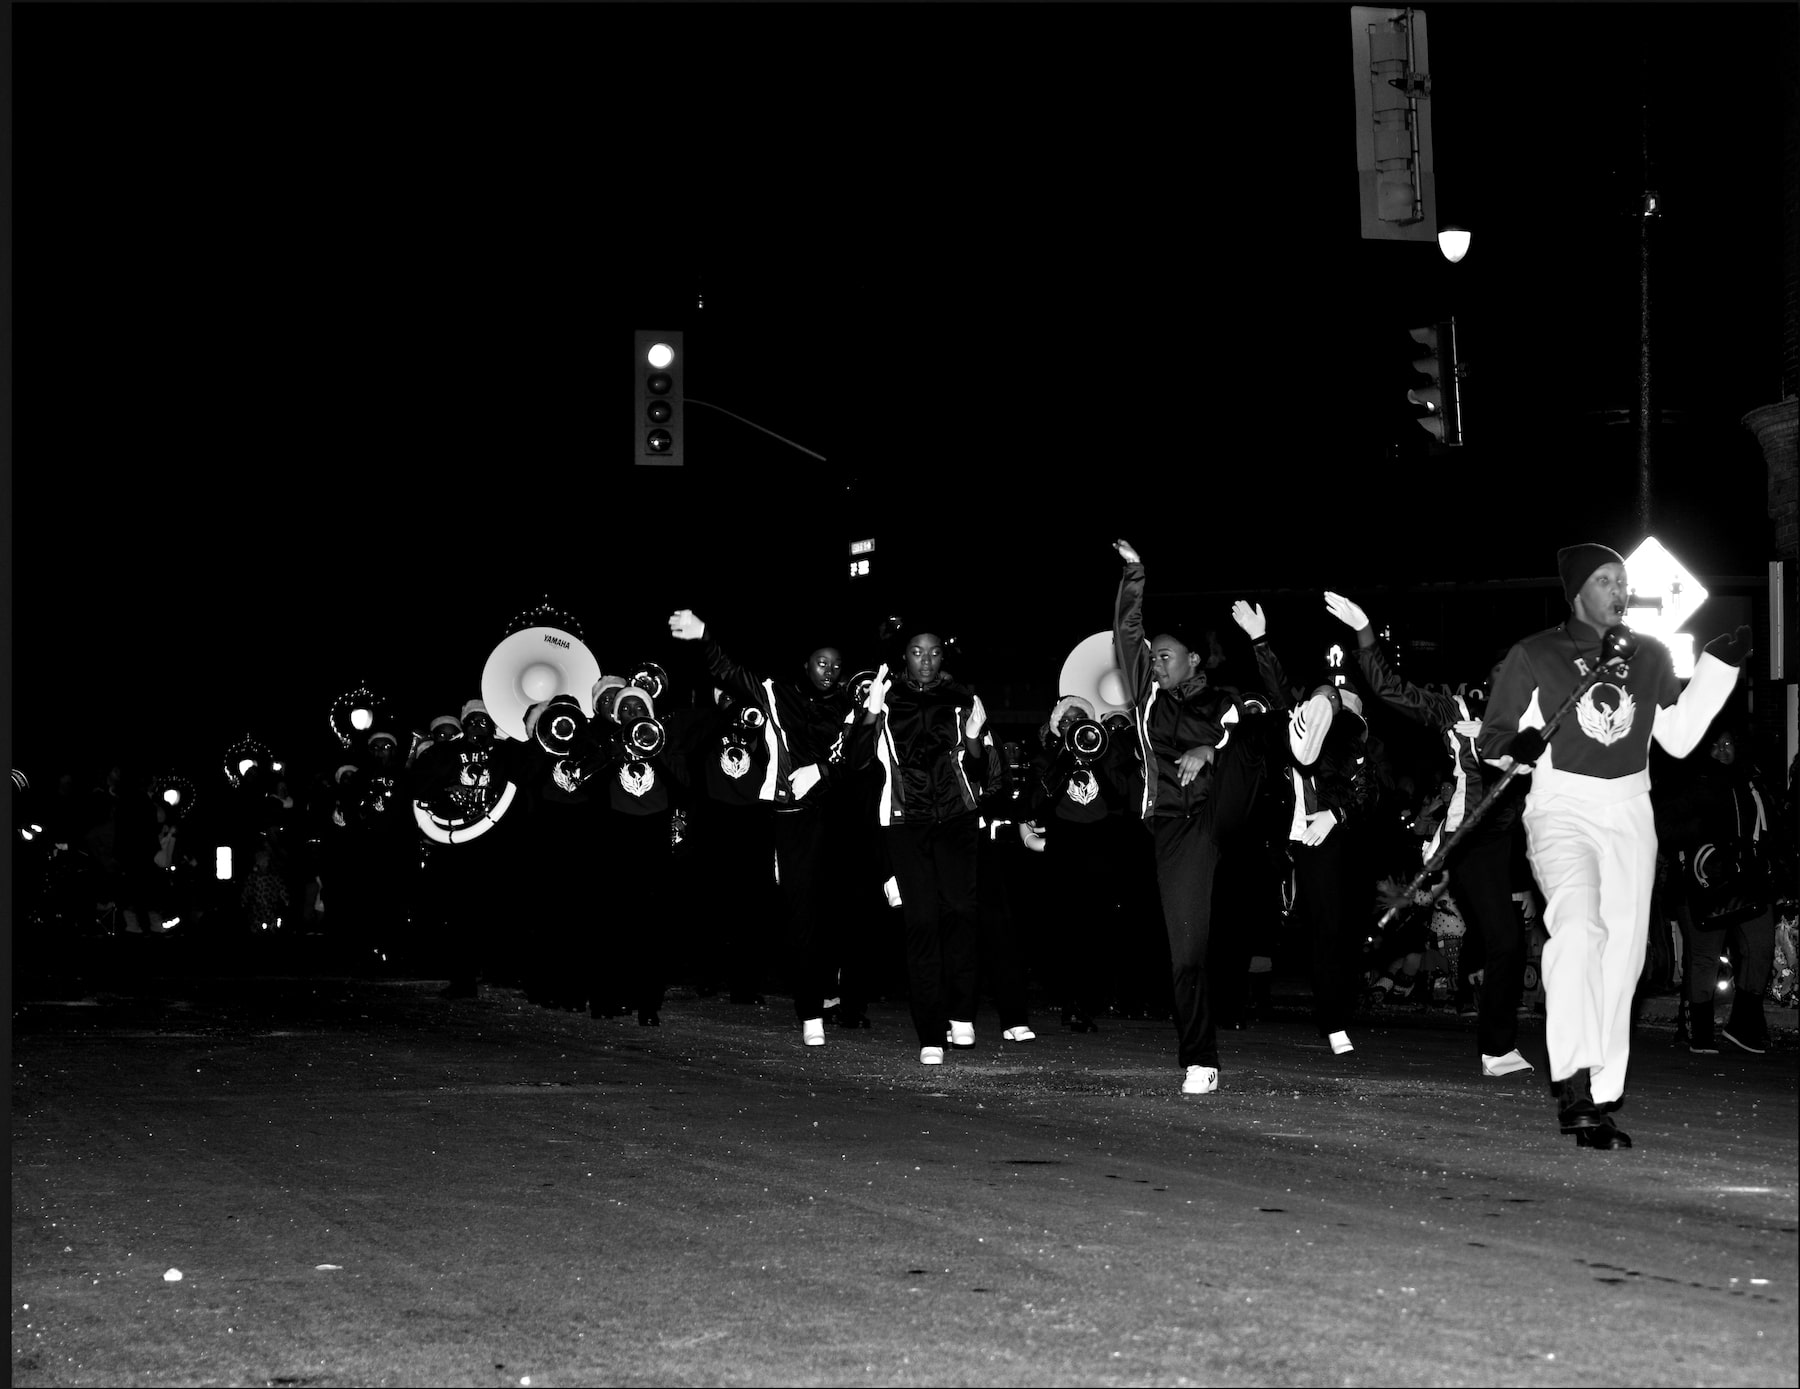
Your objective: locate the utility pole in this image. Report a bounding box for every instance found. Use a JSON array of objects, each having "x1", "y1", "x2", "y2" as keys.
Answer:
[{"x1": 1635, "y1": 39, "x2": 1658, "y2": 538}]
